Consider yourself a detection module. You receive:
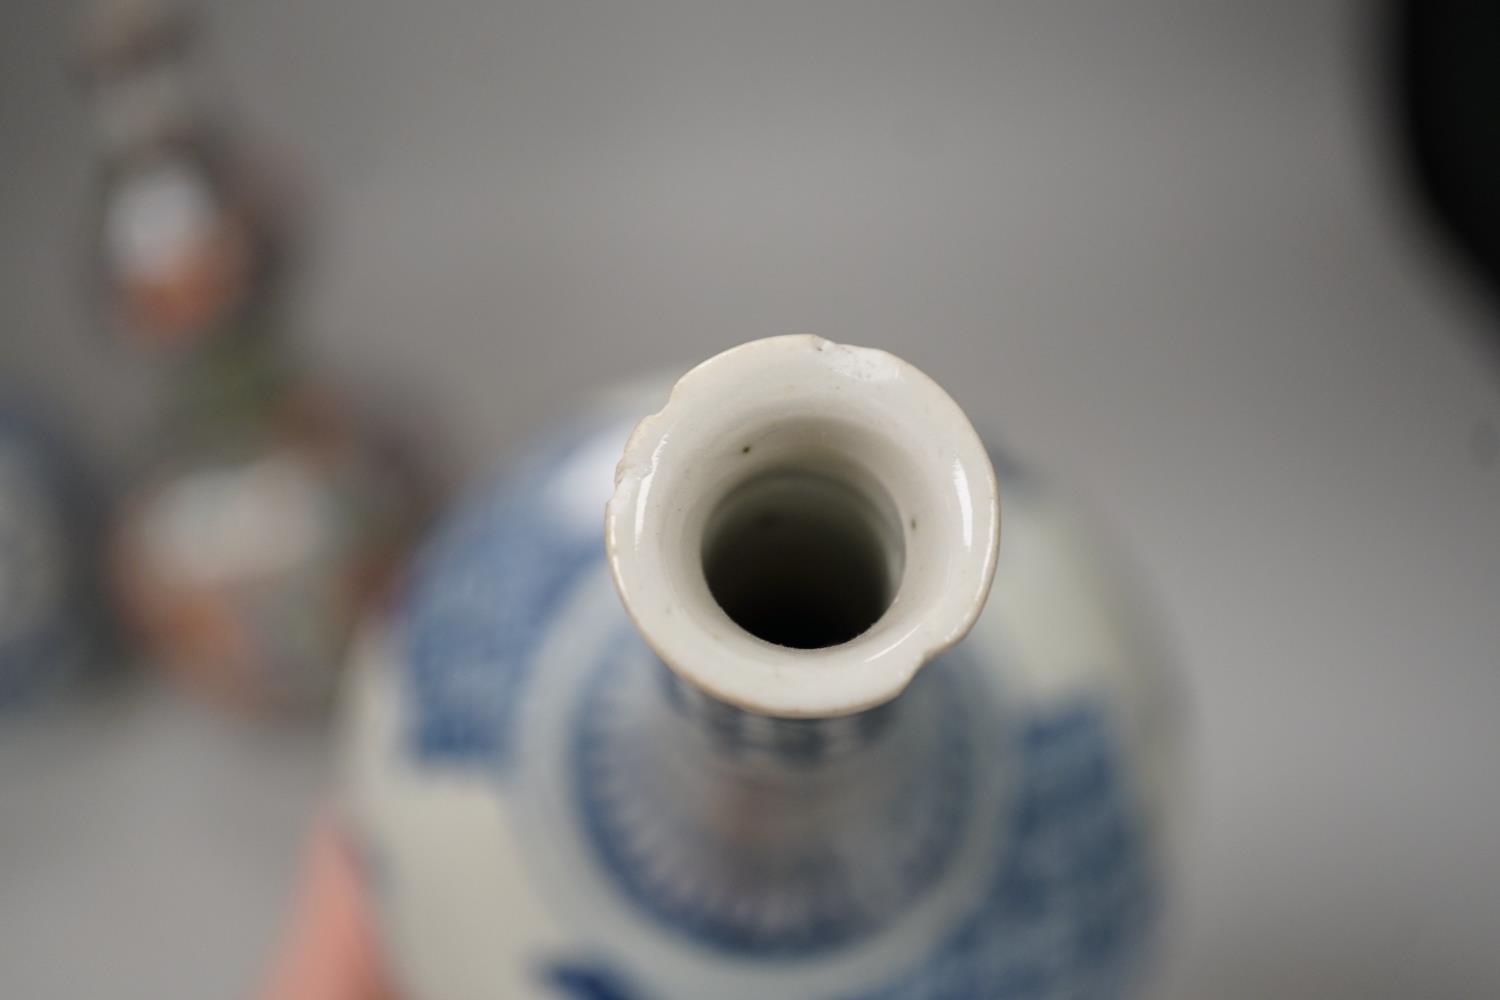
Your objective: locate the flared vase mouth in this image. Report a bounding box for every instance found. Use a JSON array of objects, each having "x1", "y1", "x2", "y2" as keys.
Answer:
[{"x1": 605, "y1": 335, "x2": 999, "y2": 719}]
